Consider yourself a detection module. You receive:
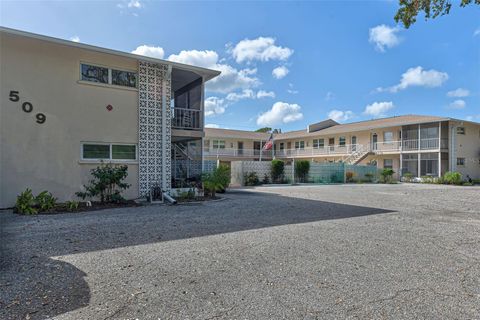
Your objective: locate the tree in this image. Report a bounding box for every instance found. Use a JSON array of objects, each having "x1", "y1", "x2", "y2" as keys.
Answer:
[
  {"x1": 255, "y1": 127, "x2": 272, "y2": 133},
  {"x1": 395, "y1": 0, "x2": 479, "y2": 29}
]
